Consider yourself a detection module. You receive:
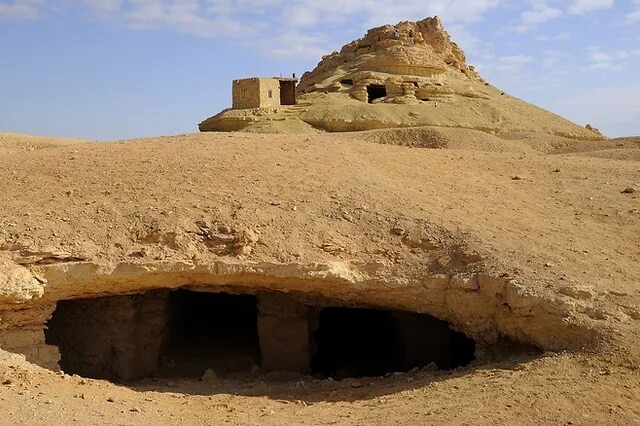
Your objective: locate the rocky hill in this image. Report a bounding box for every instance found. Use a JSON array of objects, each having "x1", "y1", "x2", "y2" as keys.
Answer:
[{"x1": 199, "y1": 17, "x2": 602, "y2": 140}]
